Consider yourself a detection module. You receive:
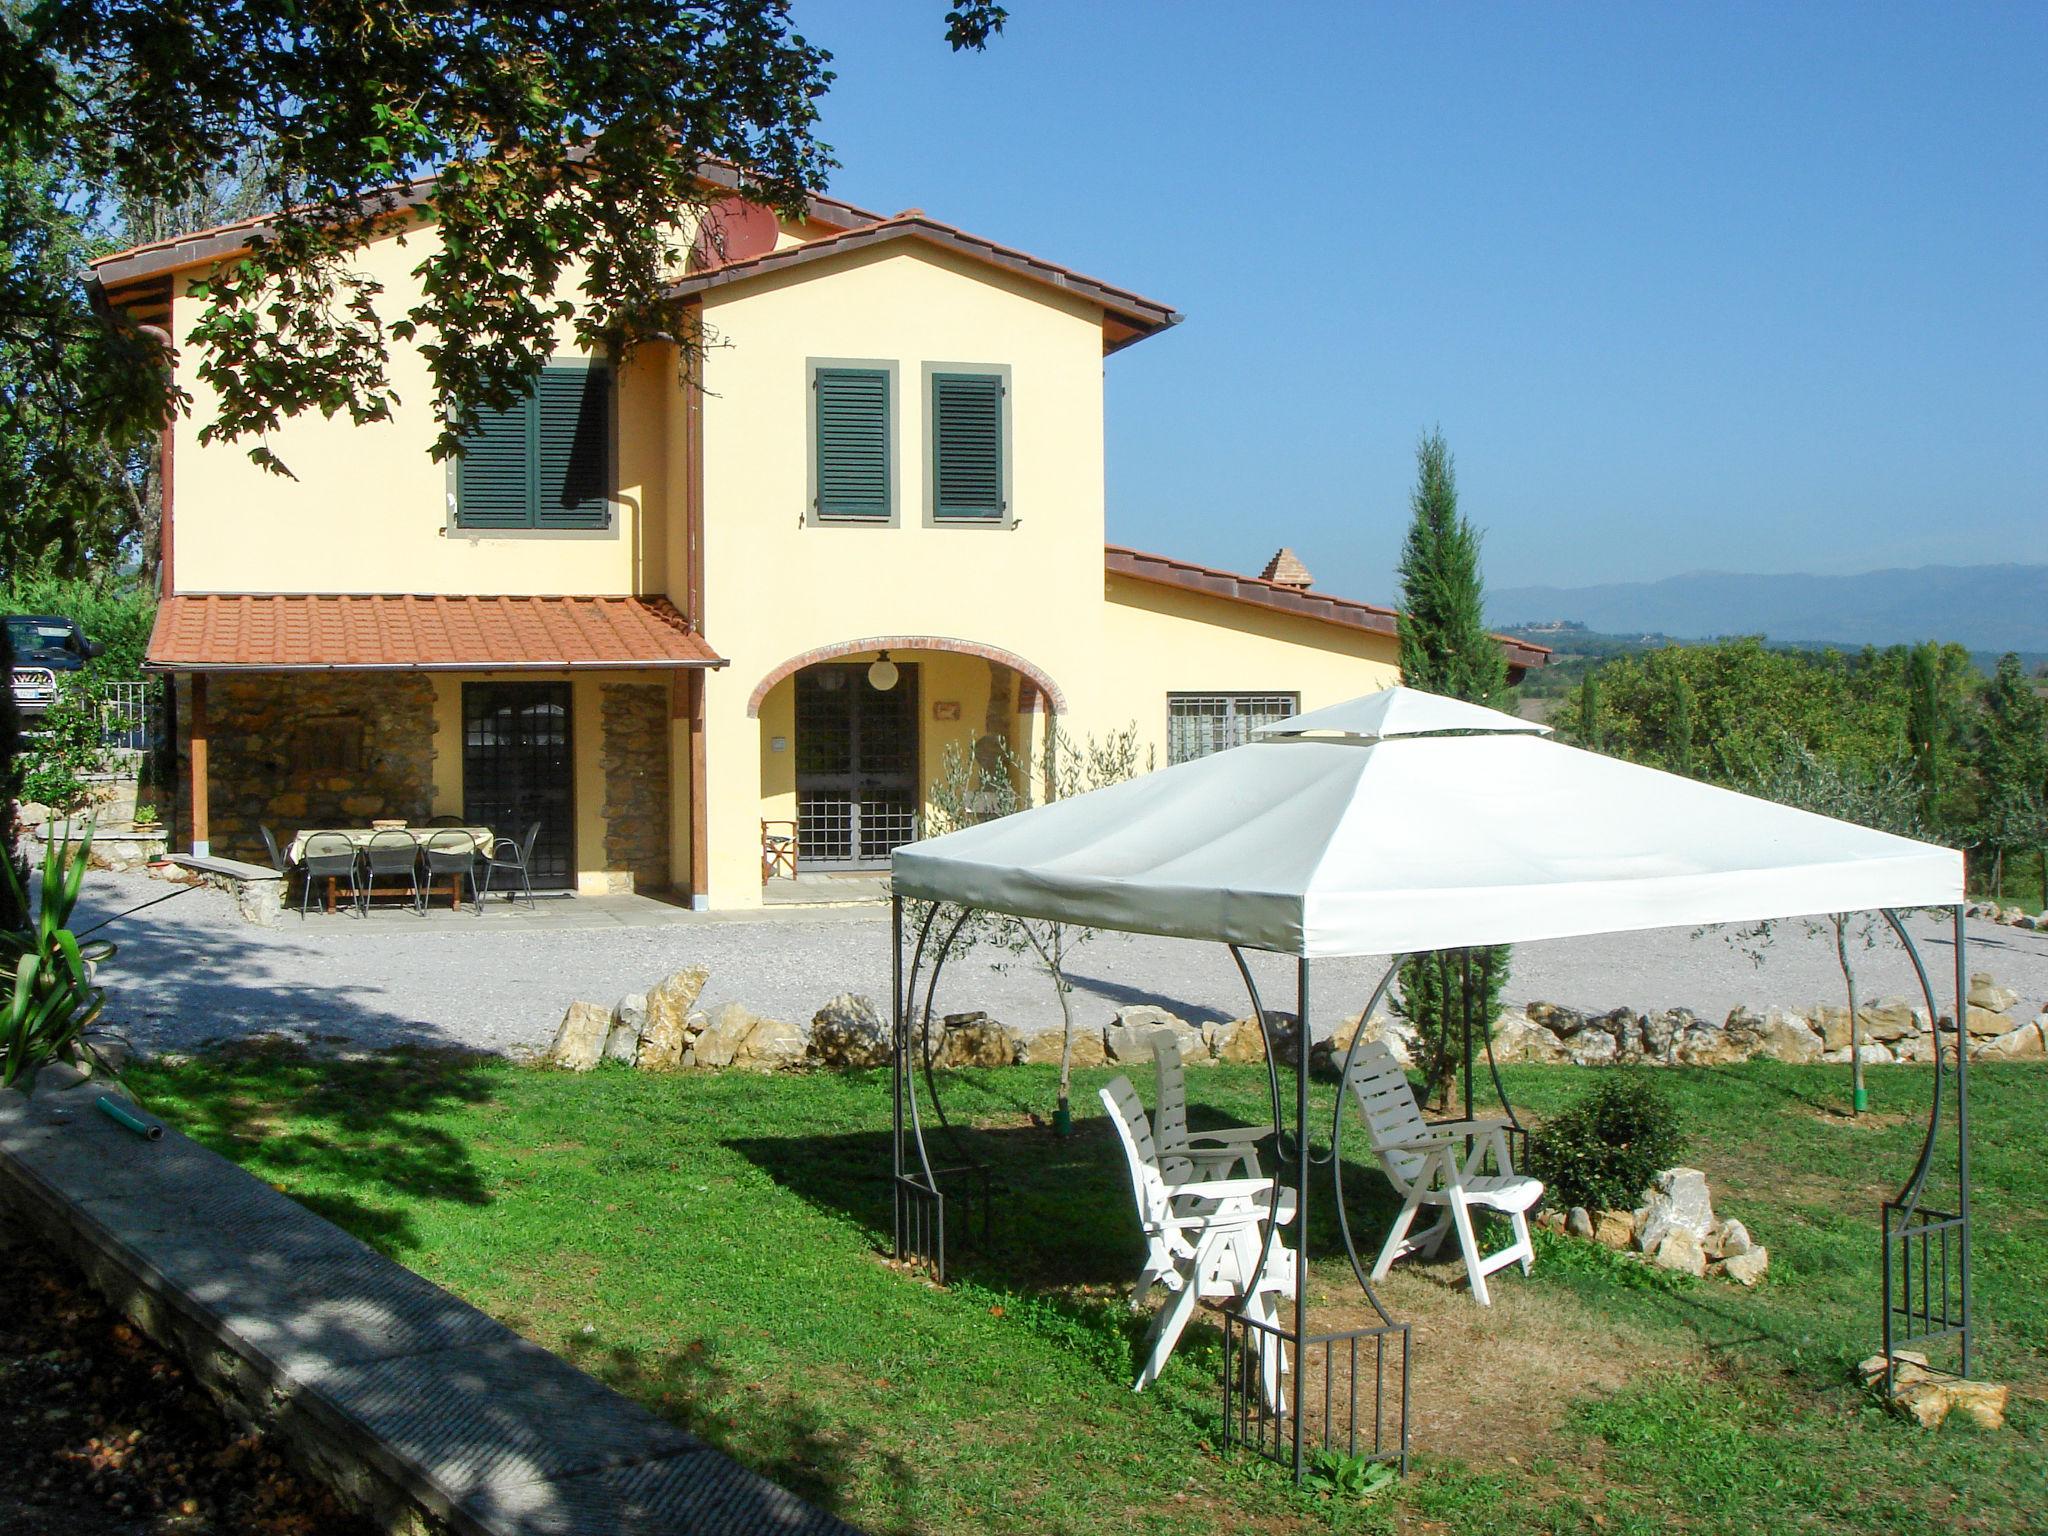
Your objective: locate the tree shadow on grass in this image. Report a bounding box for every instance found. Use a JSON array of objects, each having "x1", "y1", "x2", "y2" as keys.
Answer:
[
  {"x1": 559, "y1": 1324, "x2": 916, "y2": 1530},
  {"x1": 125, "y1": 1039, "x2": 497, "y2": 1257},
  {"x1": 726, "y1": 1093, "x2": 1412, "y2": 1302}
]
